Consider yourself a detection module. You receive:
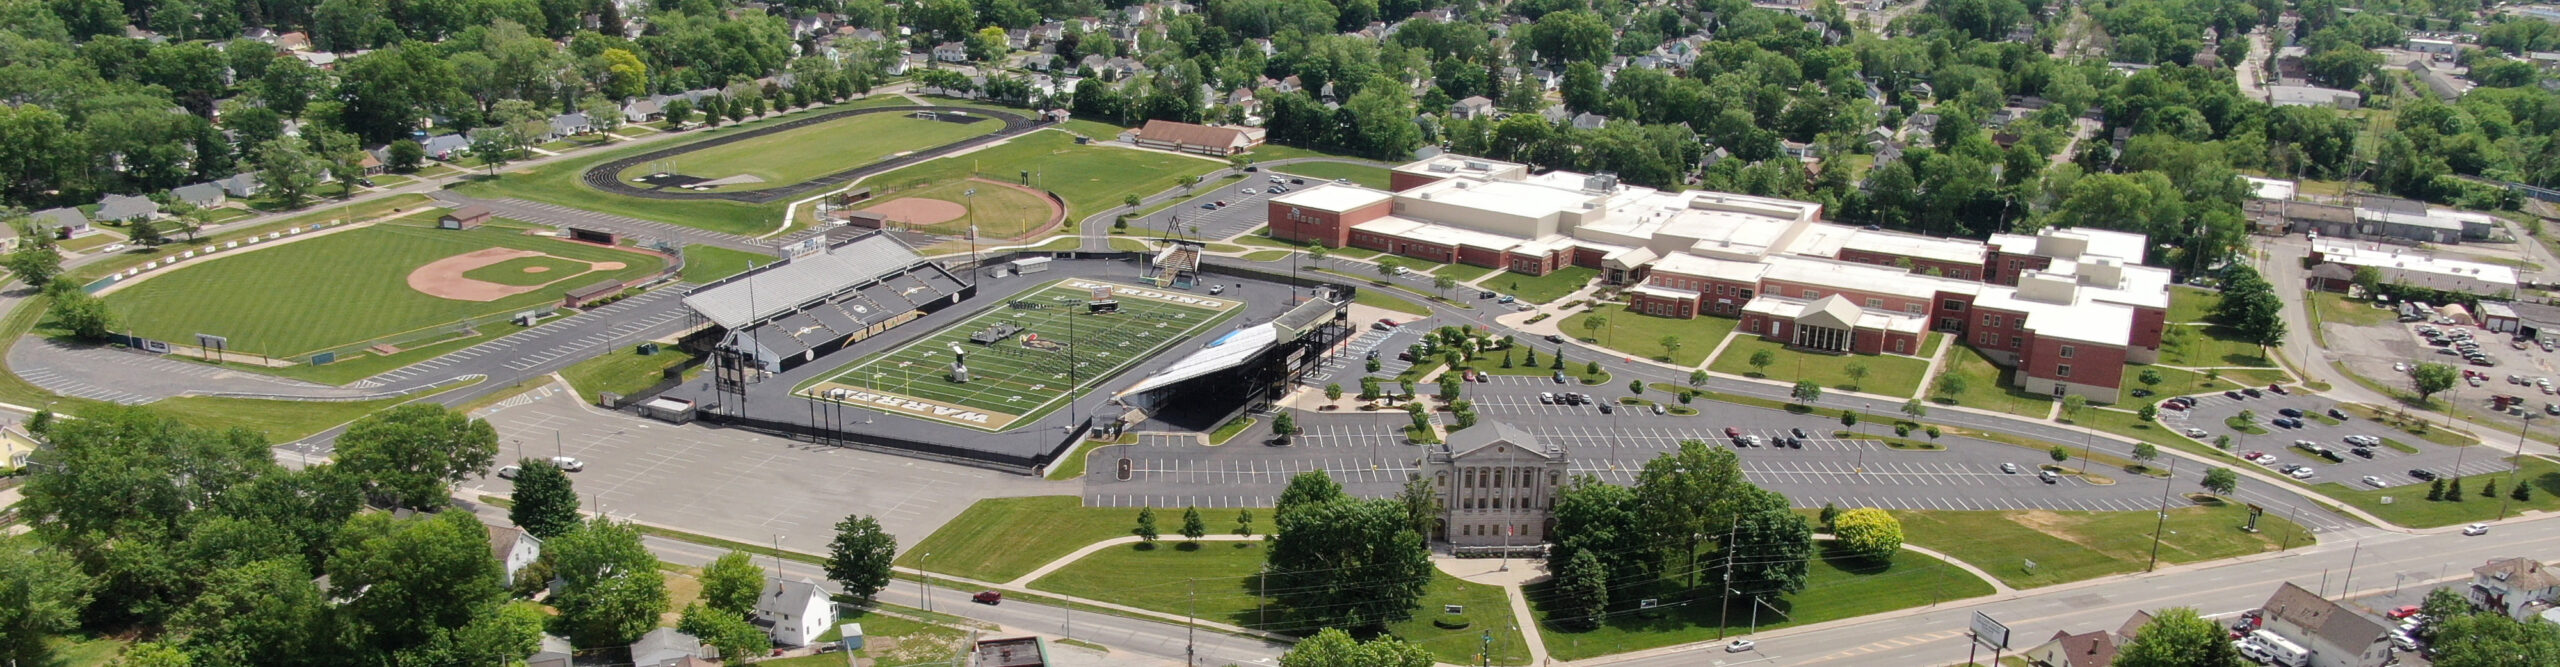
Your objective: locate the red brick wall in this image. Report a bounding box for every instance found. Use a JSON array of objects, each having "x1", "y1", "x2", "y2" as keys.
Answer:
[
  {"x1": 1883, "y1": 330, "x2": 1921, "y2": 355},
  {"x1": 1572, "y1": 246, "x2": 1606, "y2": 268},
  {"x1": 2023, "y1": 337, "x2": 2127, "y2": 392},
  {"x1": 1987, "y1": 252, "x2": 2053, "y2": 286},
  {"x1": 1457, "y1": 245, "x2": 1506, "y2": 268},
  {"x1": 1851, "y1": 329, "x2": 1884, "y2": 355},
  {"x1": 1931, "y1": 291, "x2": 1976, "y2": 333},
  {"x1": 1759, "y1": 279, "x2": 1934, "y2": 318},
  {"x1": 1391, "y1": 171, "x2": 1444, "y2": 192},
  {"x1": 1969, "y1": 306, "x2": 2031, "y2": 354},
  {"x1": 1630, "y1": 292, "x2": 1696, "y2": 318},
  {"x1": 1508, "y1": 249, "x2": 1558, "y2": 275},
  {"x1": 2130, "y1": 306, "x2": 2165, "y2": 352},
  {"x1": 1267, "y1": 202, "x2": 1345, "y2": 246}
]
